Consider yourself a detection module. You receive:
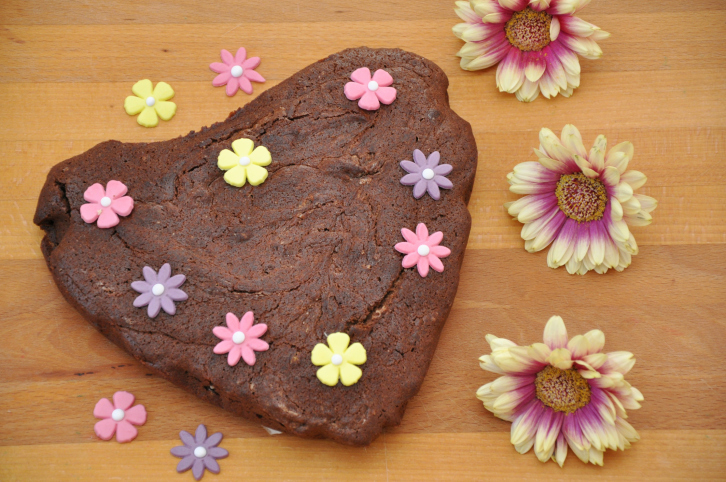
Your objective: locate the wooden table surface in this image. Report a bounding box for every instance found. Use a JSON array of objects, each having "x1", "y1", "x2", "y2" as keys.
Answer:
[{"x1": 1, "y1": 0, "x2": 725, "y2": 480}]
